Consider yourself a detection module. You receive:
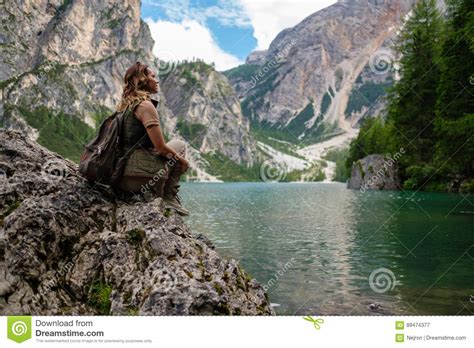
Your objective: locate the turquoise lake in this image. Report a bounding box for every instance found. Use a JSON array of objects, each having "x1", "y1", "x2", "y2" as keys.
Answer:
[{"x1": 180, "y1": 182, "x2": 474, "y2": 315}]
